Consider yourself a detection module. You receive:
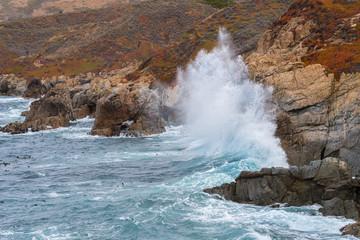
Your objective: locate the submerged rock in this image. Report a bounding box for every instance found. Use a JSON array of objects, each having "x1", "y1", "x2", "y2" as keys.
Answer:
[{"x1": 204, "y1": 158, "x2": 360, "y2": 219}]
